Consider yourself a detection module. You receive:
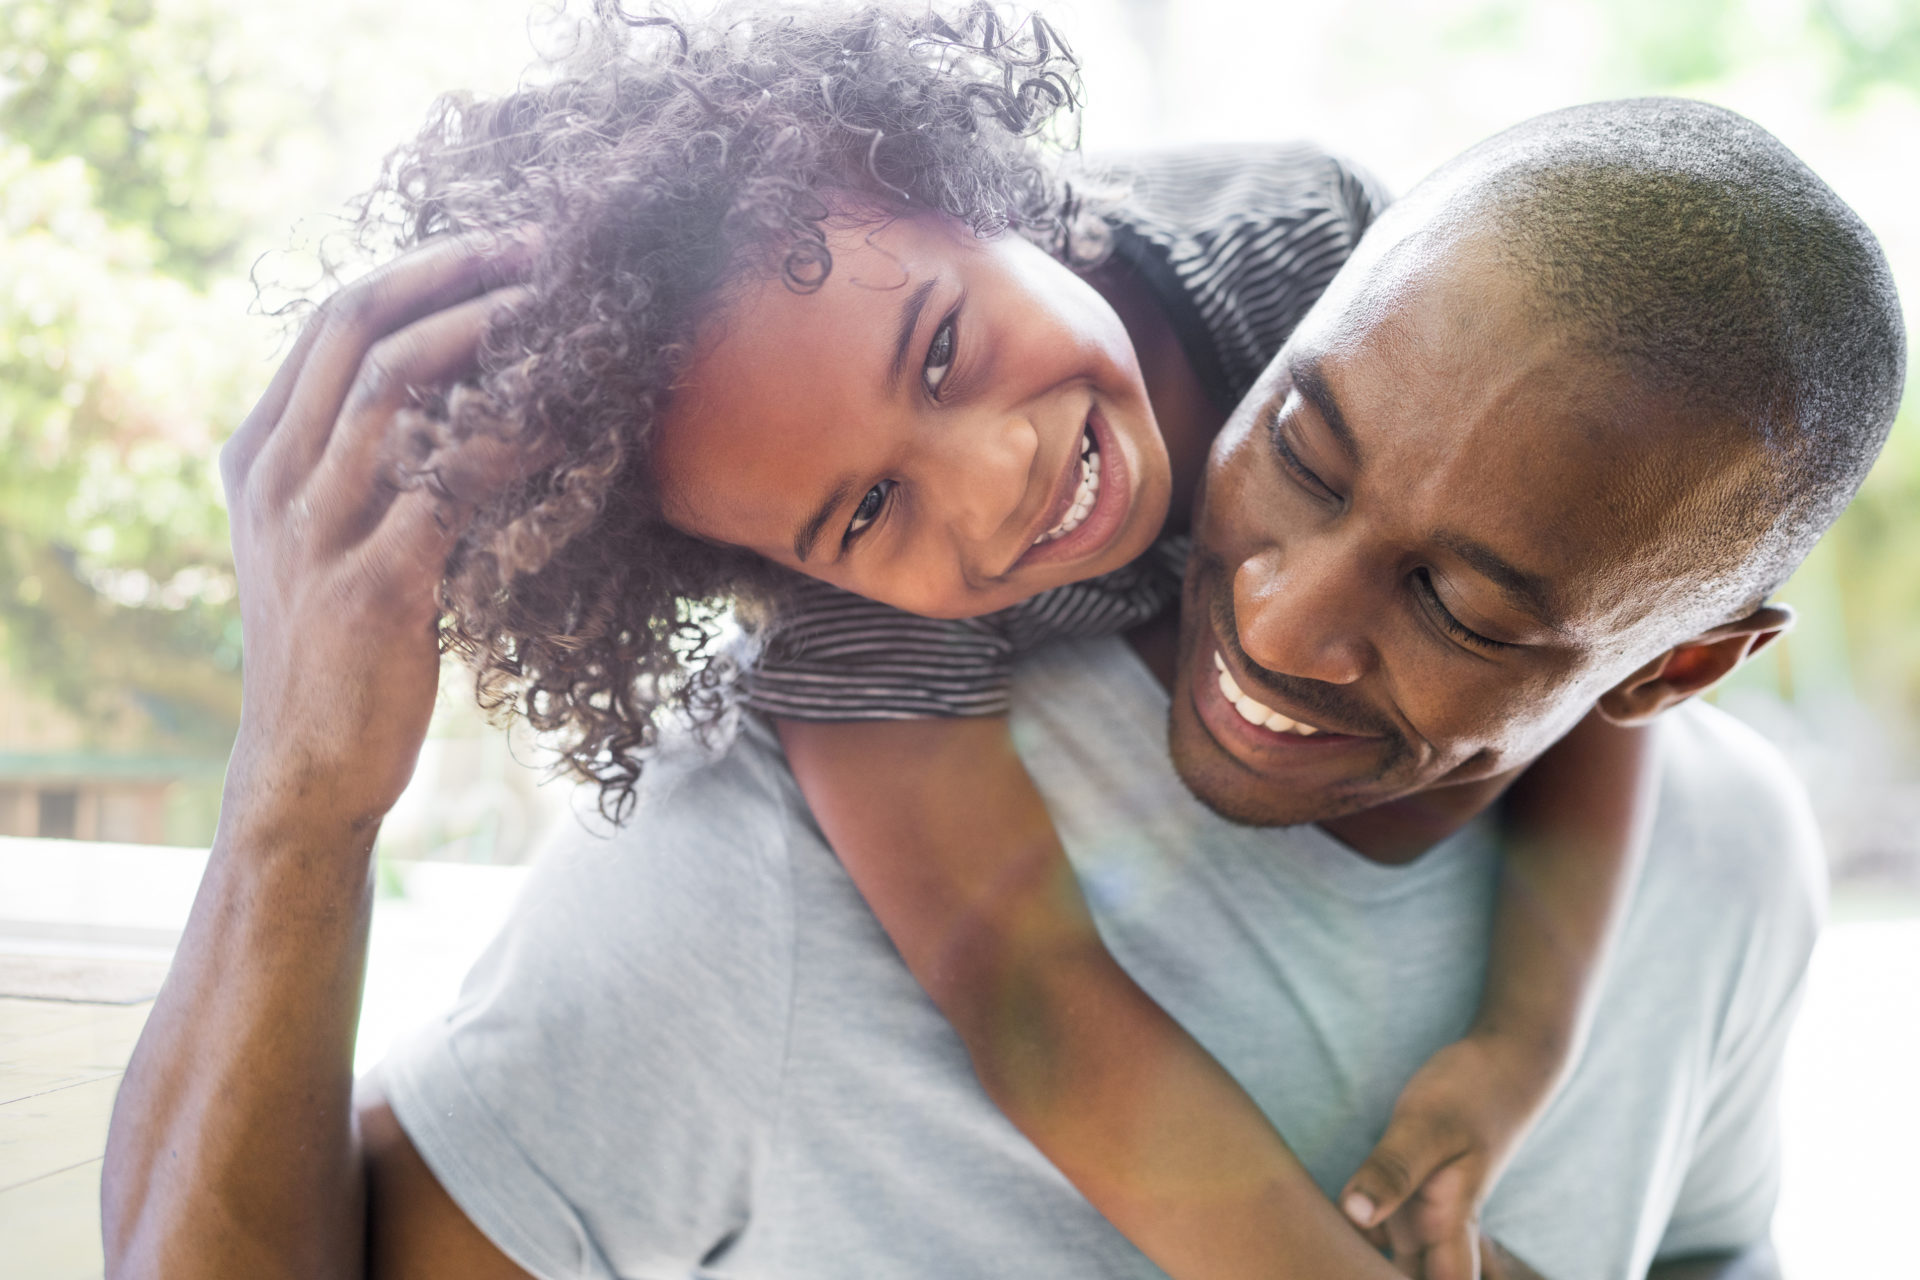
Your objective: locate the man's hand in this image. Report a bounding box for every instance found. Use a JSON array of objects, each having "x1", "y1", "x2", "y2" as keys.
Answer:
[
  {"x1": 218, "y1": 229, "x2": 539, "y2": 840},
  {"x1": 104, "y1": 229, "x2": 543, "y2": 1280}
]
